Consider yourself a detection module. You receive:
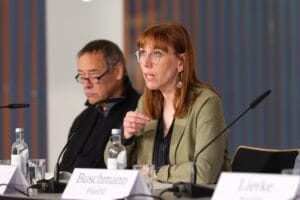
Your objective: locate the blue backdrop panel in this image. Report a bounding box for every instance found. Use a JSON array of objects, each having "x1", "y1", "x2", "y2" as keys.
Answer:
[{"x1": 0, "y1": 0, "x2": 46, "y2": 159}]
